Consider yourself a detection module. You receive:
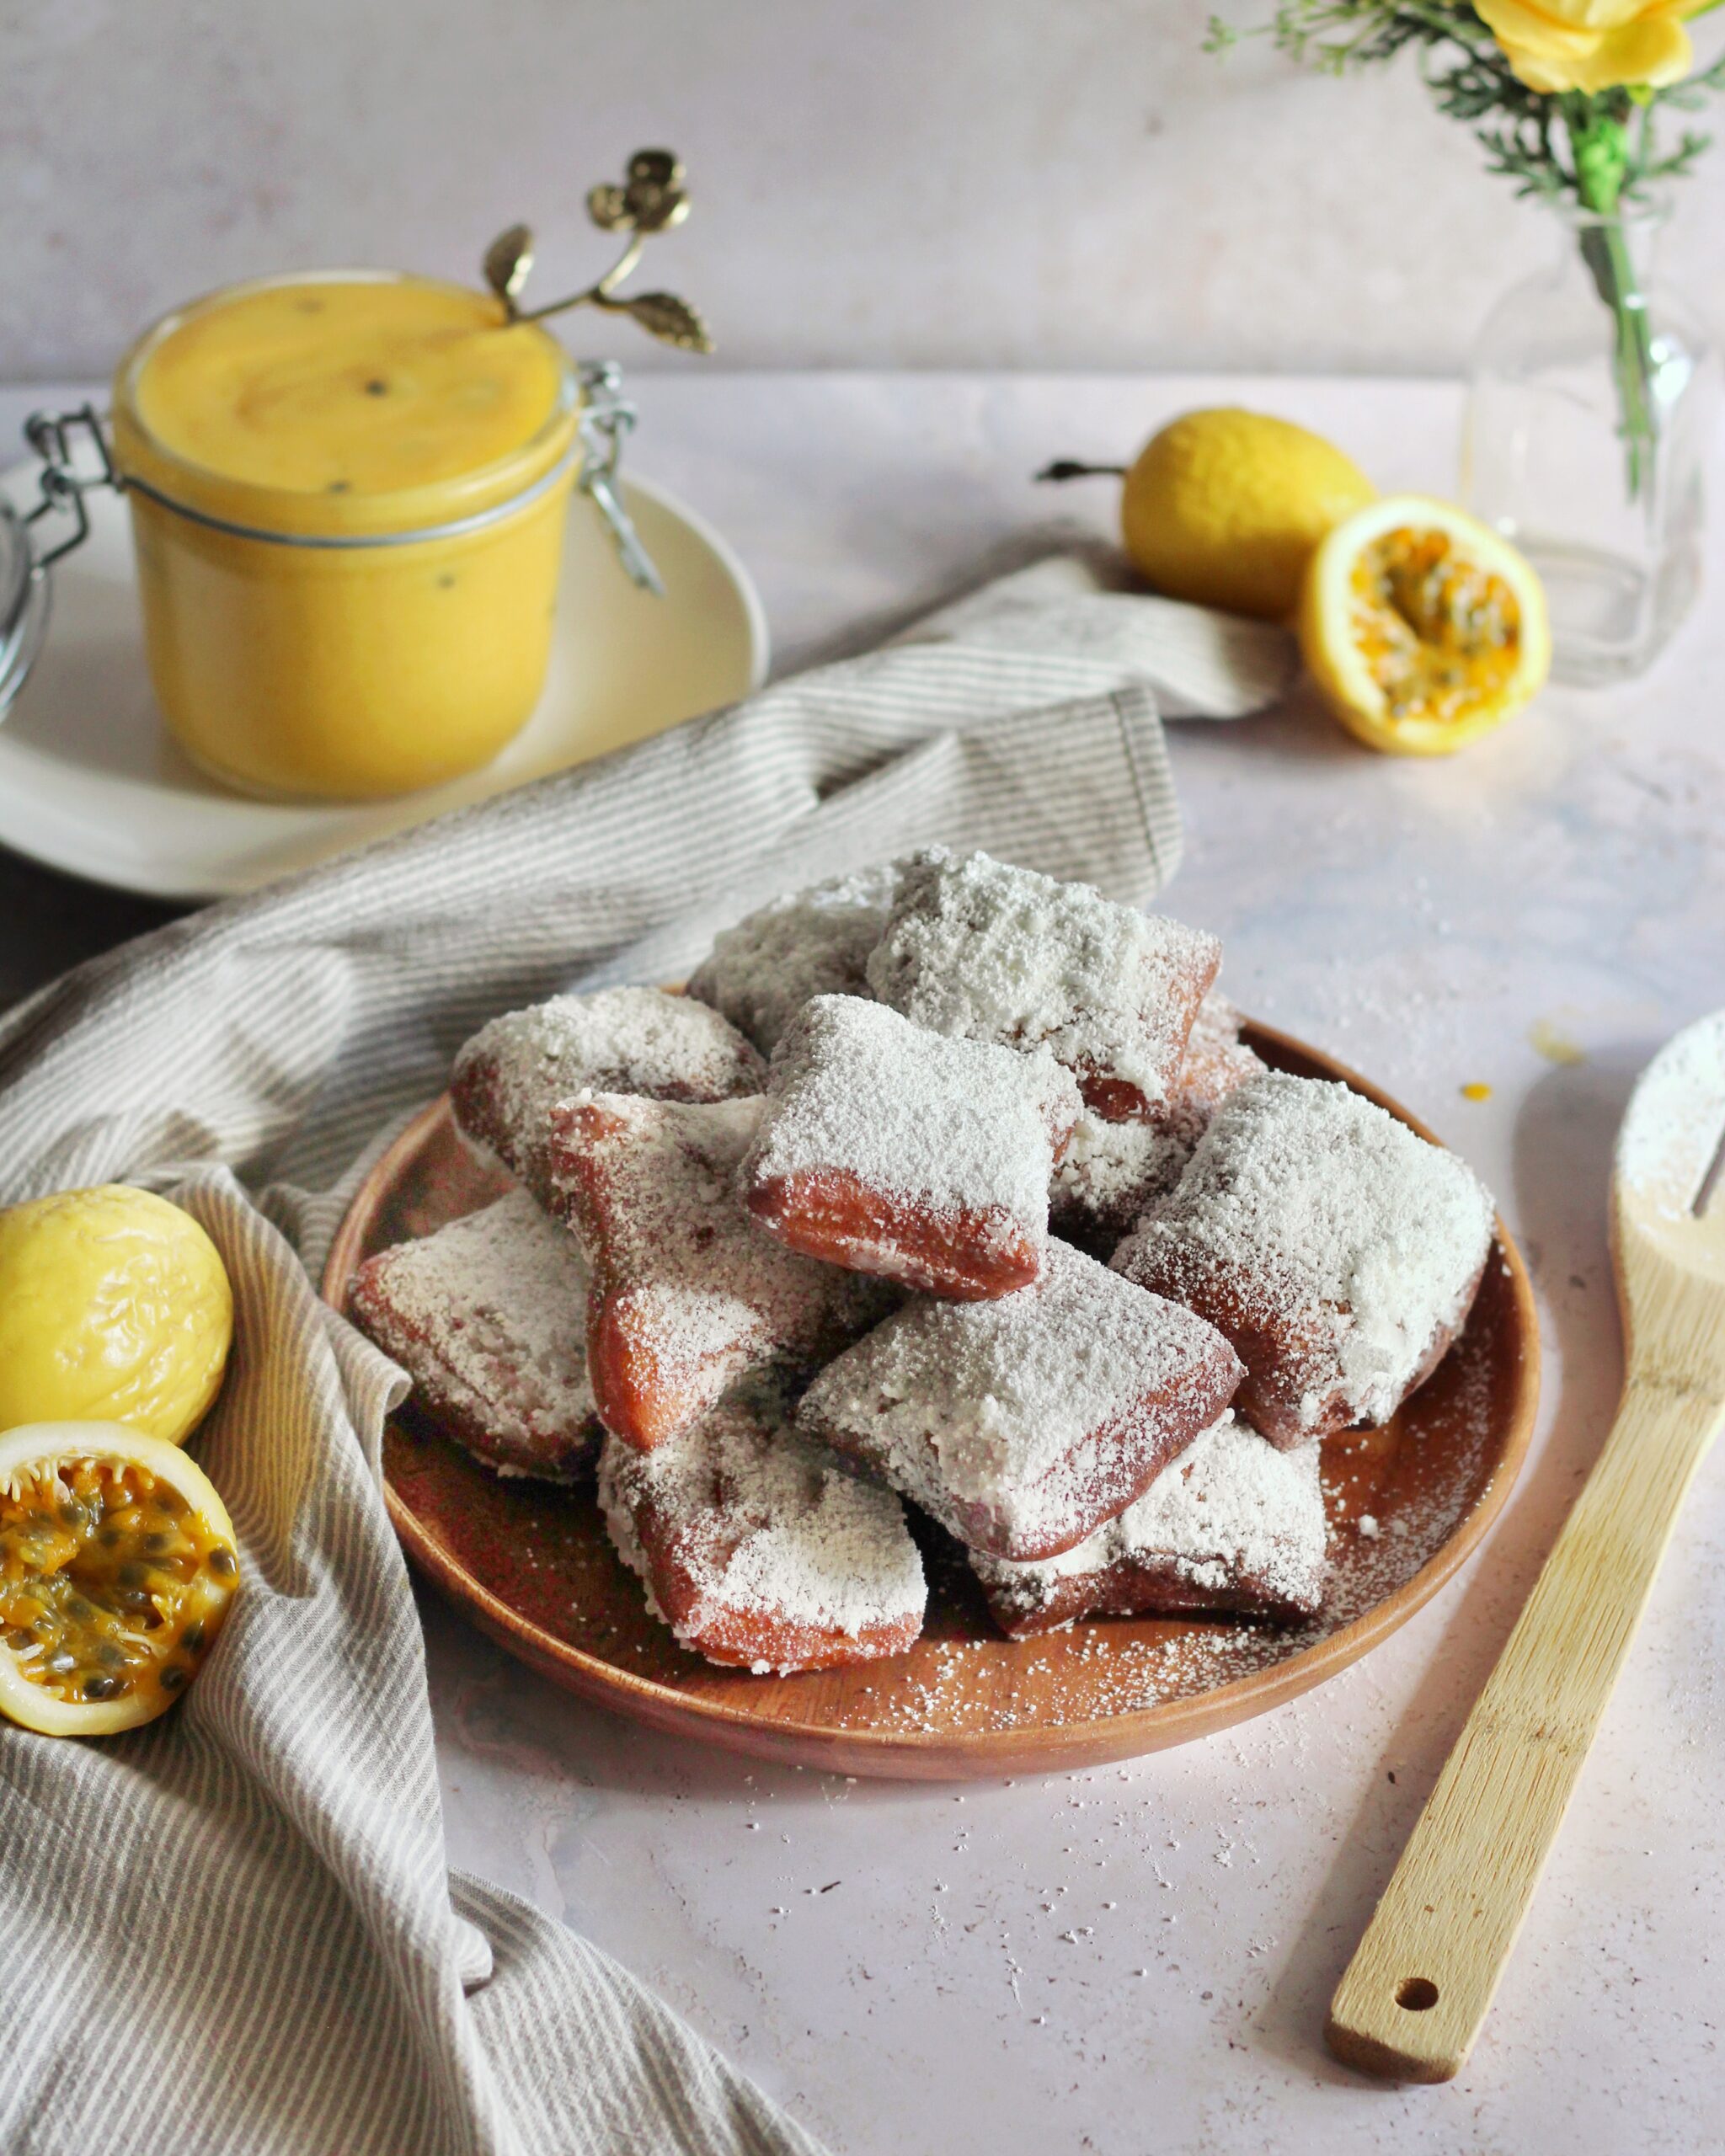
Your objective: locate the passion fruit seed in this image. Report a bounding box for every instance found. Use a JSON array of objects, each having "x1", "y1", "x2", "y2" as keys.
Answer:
[
  {"x1": 1349, "y1": 526, "x2": 1522, "y2": 726},
  {"x1": 0, "y1": 1454, "x2": 237, "y2": 1720}
]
